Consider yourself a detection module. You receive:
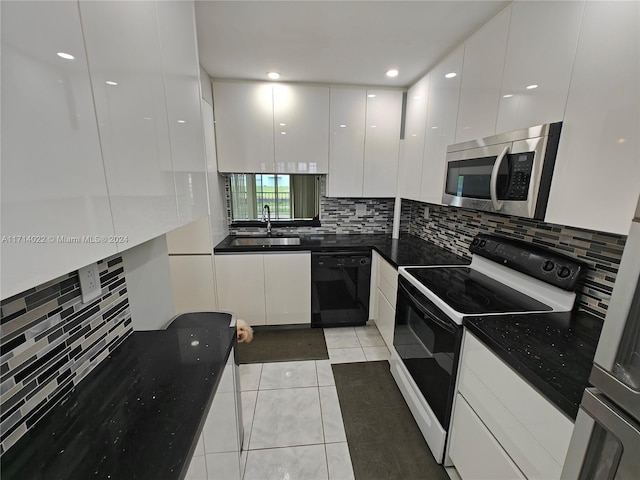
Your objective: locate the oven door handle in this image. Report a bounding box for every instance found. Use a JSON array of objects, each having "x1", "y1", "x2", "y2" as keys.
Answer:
[
  {"x1": 490, "y1": 145, "x2": 510, "y2": 211},
  {"x1": 399, "y1": 282, "x2": 456, "y2": 334}
]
